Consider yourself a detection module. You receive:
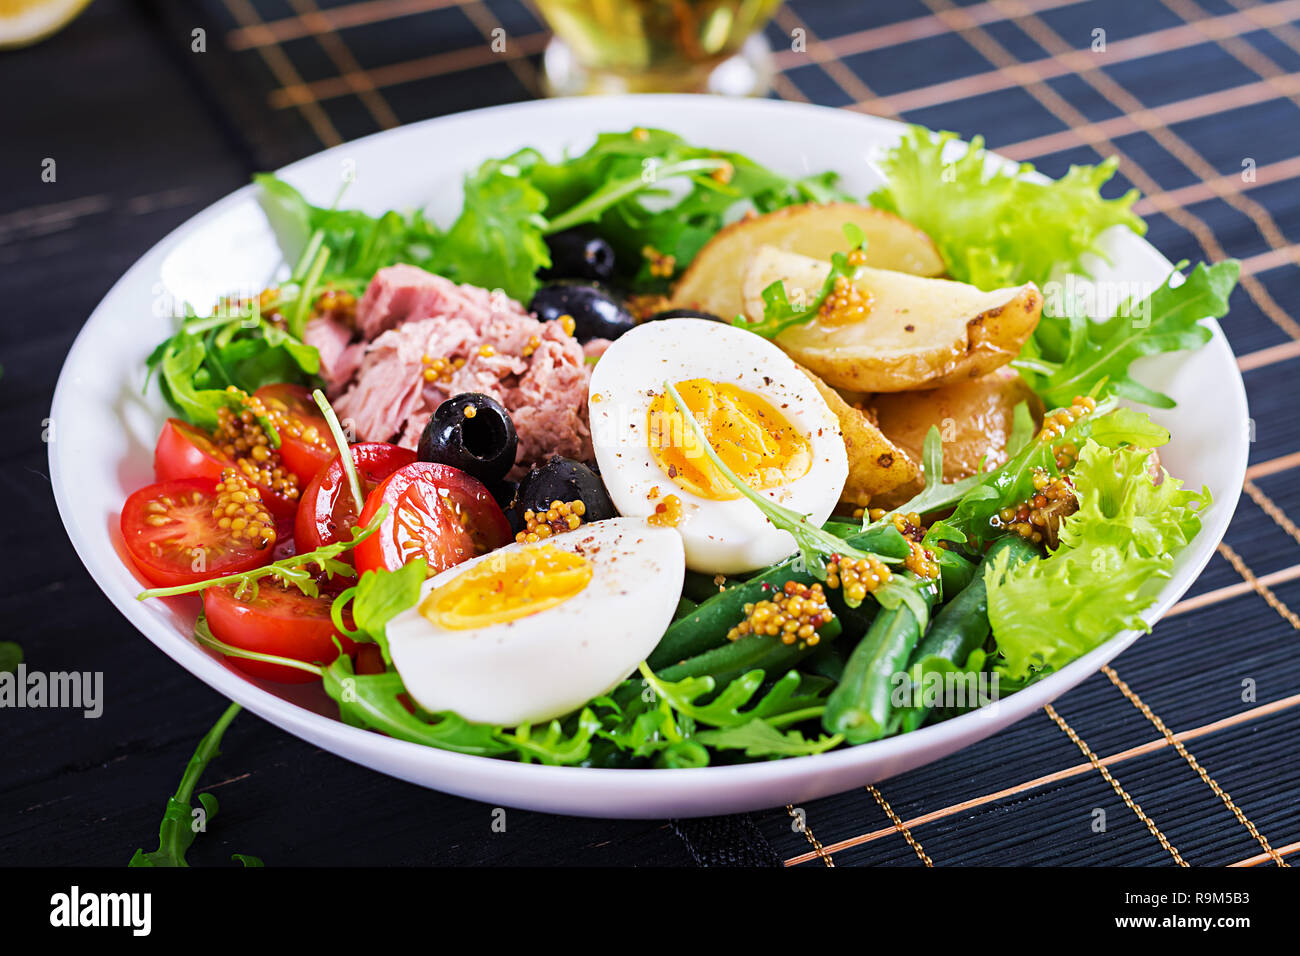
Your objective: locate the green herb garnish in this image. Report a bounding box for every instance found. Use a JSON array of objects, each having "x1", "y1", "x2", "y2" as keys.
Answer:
[
  {"x1": 1015, "y1": 259, "x2": 1239, "y2": 409},
  {"x1": 312, "y1": 387, "x2": 363, "y2": 515},
  {"x1": 732, "y1": 222, "x2": 868, "y2": 339},
  {"x1": 136, "y1": 505, "x2": 387, "y2": 601},
  {"x1": 129, "y1": 701, "x2": 261, "y2": 867}
]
